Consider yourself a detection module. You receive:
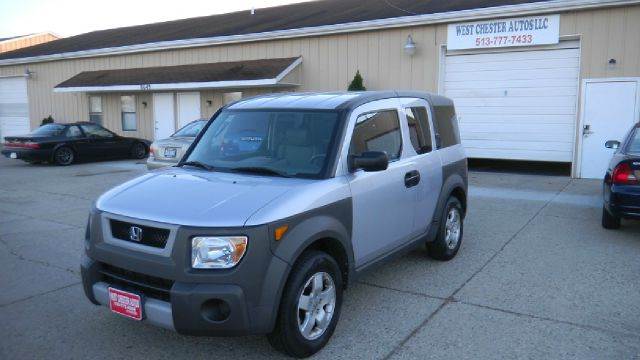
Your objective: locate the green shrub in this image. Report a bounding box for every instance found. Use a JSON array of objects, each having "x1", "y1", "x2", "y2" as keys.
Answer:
[{"x1": 347, "y1": 70, "x2": 366, "y2": 91}]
